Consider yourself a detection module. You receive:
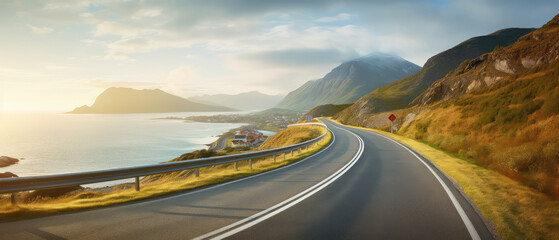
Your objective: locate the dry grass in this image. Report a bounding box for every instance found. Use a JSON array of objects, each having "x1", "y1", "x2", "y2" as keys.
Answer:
[
  {"x1": 257, "y1": 126, "x2": 323, "y2": 150},
  {"x1": 0, "y1": 126, "x2": 331, "y2": 220},
  {"x1": 331, "y1": 118, "x2": 559, "y2": 240},
  {"x1": 397, "y1": 60, "x2": 559, "y2": 197}
]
